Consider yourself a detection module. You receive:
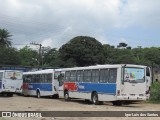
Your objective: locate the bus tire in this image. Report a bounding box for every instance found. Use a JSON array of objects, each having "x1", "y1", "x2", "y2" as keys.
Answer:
[
  {"x1": 91, "y1": 92, "x2": 99, "y2": 105},
  {"x1": 37, "y1": 91, "x2": 41, "y2": 98},
  {"x1": 64, "y1": 91, "x2": 70, "y2": 101}
]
